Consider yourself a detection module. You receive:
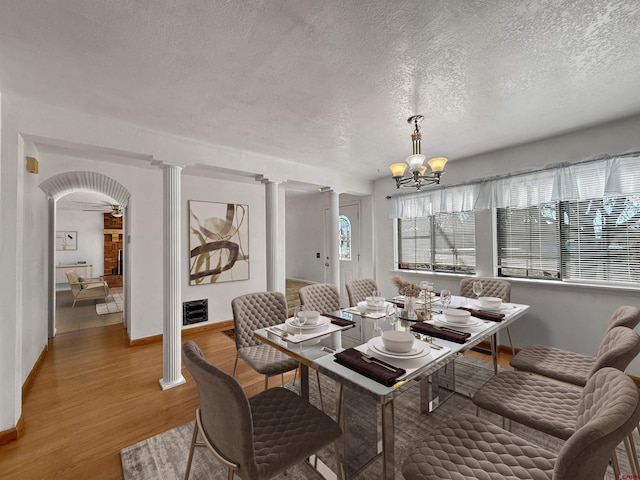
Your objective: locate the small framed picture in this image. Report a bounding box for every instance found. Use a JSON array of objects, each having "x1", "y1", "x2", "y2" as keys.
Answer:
[{"x1": 56, "y1": 231, "x2": 77, "y2": 251}]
